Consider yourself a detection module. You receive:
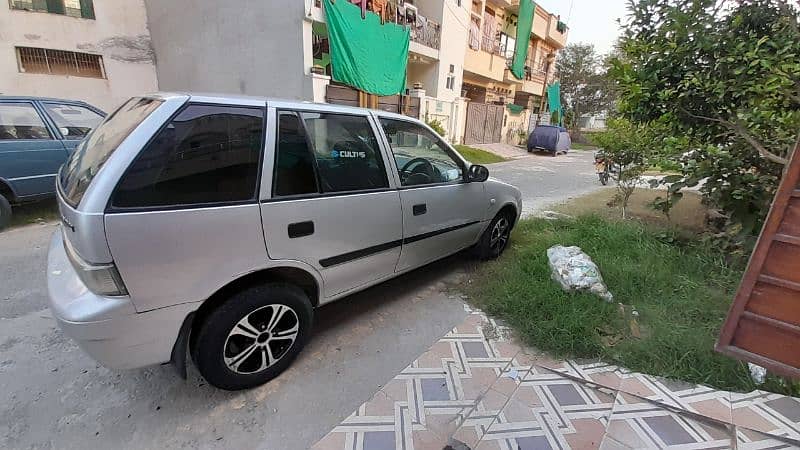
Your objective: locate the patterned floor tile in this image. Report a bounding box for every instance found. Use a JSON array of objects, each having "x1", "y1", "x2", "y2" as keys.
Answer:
[
  {"x1": 471, "y1": 369, "x2": 617, "y2": 450},
  {"x1": 312, "y1": 311, "x2": 519, "y2": 450},
  {"x1": 736, "y1": 427, "x2": 800, "y2": 449},
  {"x1": 616, "y1": 372, "x2": 733, "y2": 425},
  {"x1": 535, "y1": 358, "x2": 626, "y2": 392},
  {"x1": 731, "y1": 391, "x2": 800, "y2": 442},
  {"x1": 311, "y1": 307, "x2": 800, "y2": 450},
  {"x1": 601, "y1": 391, "x2": 733, "y2": 449}
]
